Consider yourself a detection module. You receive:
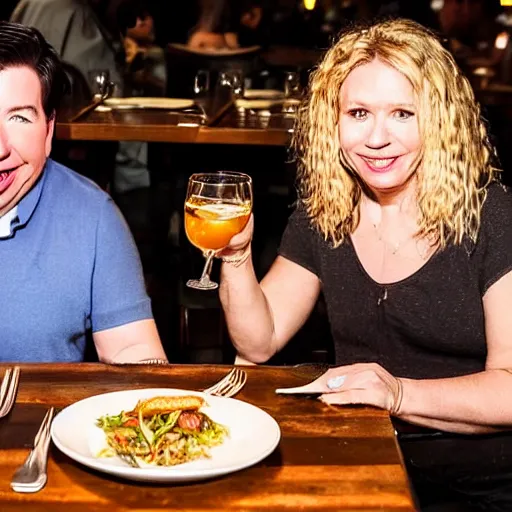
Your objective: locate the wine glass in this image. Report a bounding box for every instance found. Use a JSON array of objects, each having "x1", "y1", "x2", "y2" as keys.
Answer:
[
  {"x1": 283, "y1": 70, "x2": 302, "y2": 114},
  {"x1": 219, "y1": 69, "x2": 245, "y2": 99},
  {"x1": 284, "y1": 70, "x2": 302, "y2": 99},
  {"x1": 184, "y1": 172, "x2": 253, "y2": 290},
  {"x1": 193, "y1": 69, "x2": 210, "y2": 97},
  {"x1": 88, "y1": 69, "x2": 113, "y2": 97}
]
